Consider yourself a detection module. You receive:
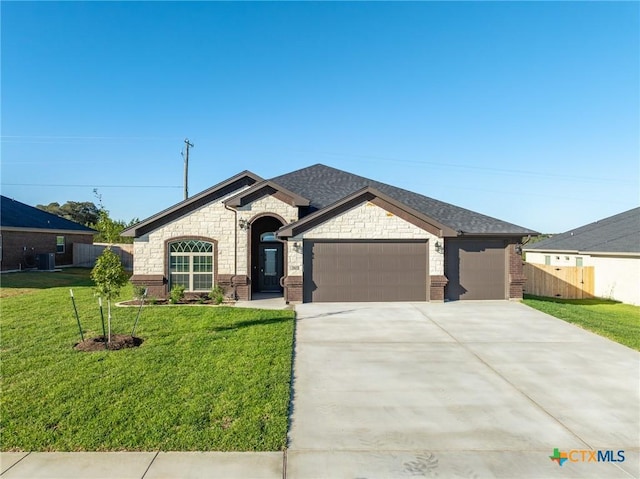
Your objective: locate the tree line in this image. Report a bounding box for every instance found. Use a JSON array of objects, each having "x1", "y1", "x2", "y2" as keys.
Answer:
[{"x1": 36, "y1": 197, "x2": 138, "y2": 244}]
